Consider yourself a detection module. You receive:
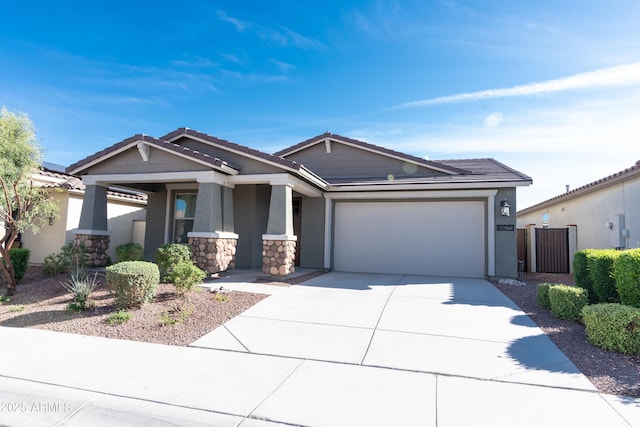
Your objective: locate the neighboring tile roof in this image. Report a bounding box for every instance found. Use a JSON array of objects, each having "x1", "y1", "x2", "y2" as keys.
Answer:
[
  {"x1": 274, "y1": 132, "x2": 469, "y2": 175},
  {"x1": 37, "y1": 166, "x2": 147, "y2": 201},
  {"x1": 66, "y1": 134, "x2": 238, "y2": 175},
  {"x1": 518, "y1": 160, "x2": 640, "y2": 214},
  {"x1": 162, "y1": 128, "x2": 303, "y2": 171}
]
